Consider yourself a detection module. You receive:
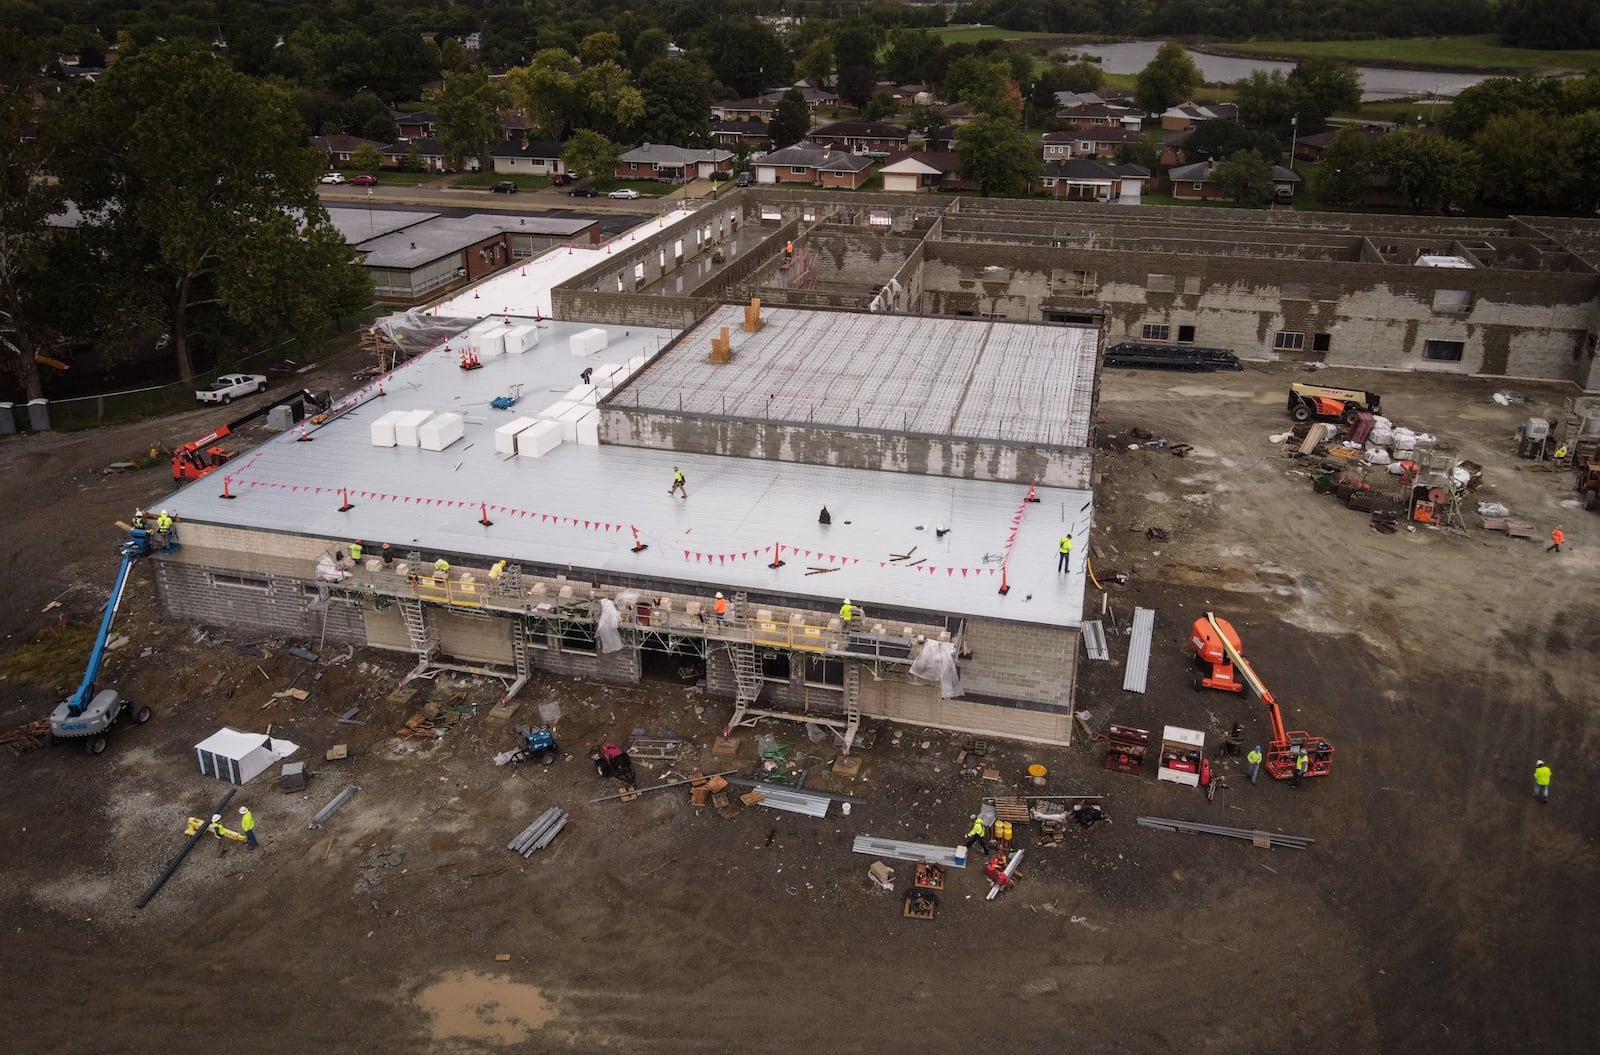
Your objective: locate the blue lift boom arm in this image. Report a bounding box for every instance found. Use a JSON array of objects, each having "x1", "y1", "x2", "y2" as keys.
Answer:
[{"x1": 66, "y1": 540, "x2": 143, "y2": 718}]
